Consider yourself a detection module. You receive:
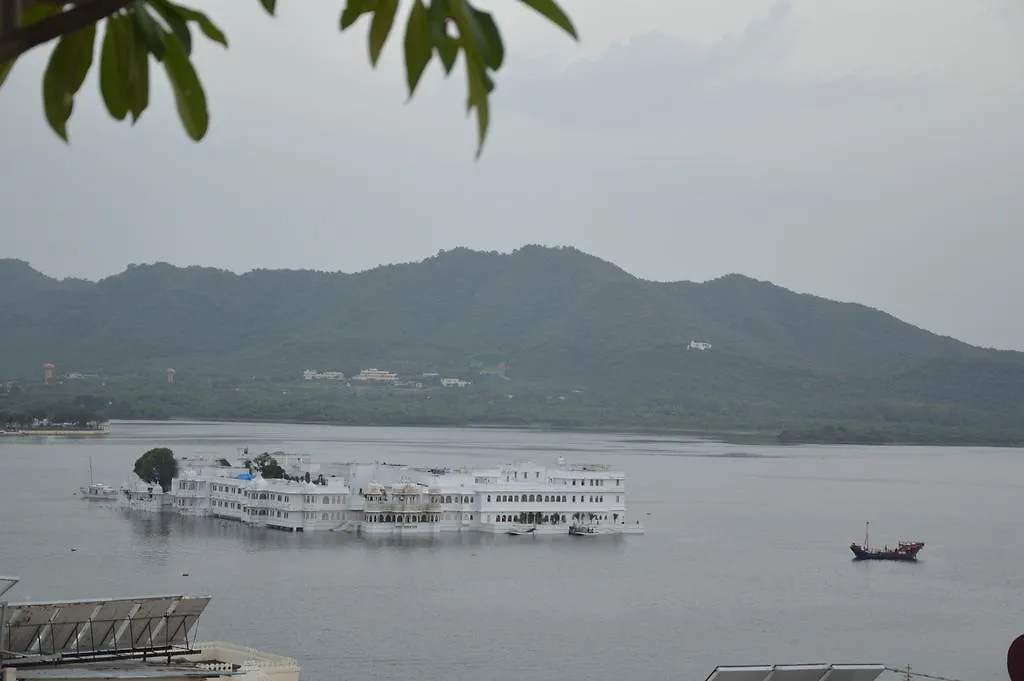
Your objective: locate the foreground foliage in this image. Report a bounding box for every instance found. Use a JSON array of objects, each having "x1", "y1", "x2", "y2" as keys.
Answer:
[{"x1": 0, "y1": 0, "x2": 578, "y2": 156}]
